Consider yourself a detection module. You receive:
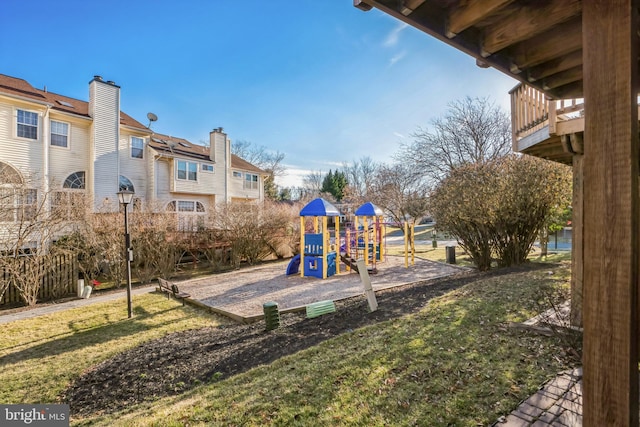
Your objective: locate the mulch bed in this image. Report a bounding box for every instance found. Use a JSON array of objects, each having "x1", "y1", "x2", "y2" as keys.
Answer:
[{"x1": 62, "y1": 264, "x2": 546, "y2": 417}]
